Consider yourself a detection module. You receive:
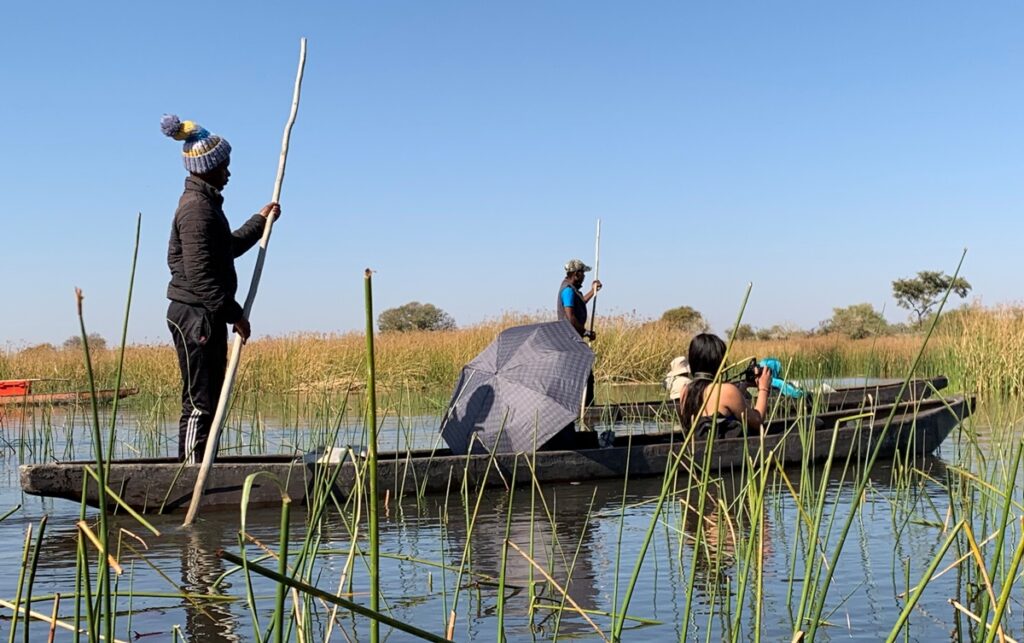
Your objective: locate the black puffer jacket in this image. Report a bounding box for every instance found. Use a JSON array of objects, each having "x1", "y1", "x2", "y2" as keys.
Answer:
[{"x1": 166, "y1": 176, "x2": 265, "y2": 324}]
